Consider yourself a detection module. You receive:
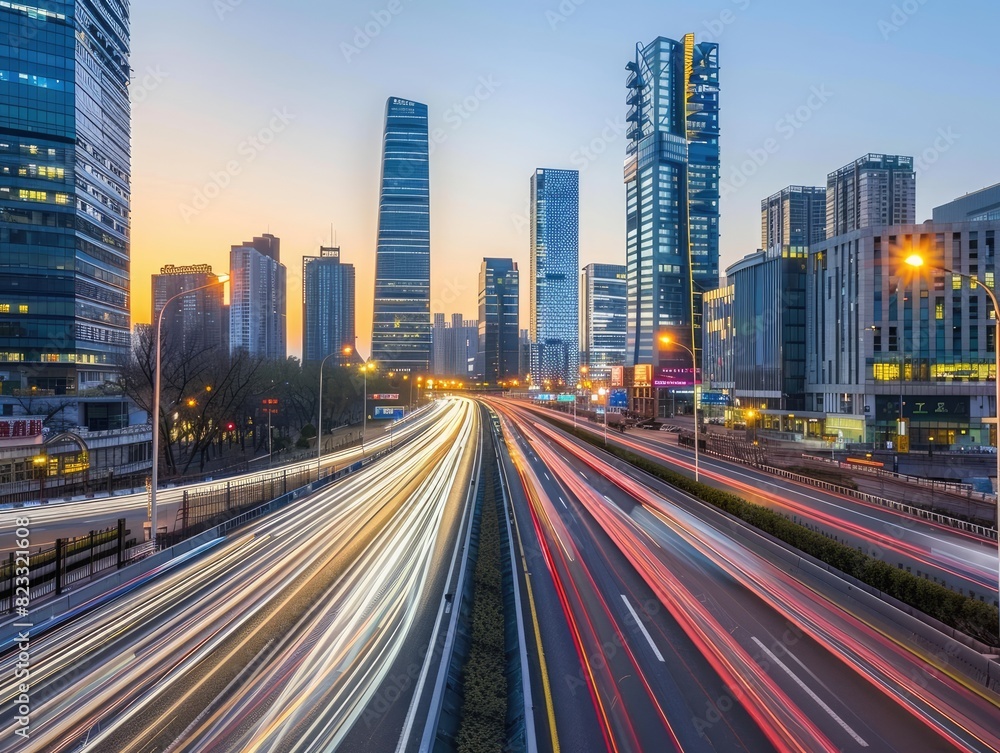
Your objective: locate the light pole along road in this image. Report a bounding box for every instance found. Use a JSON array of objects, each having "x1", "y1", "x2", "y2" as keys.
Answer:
[
  {"x1": 906, "y1": 251, "x2": 1000, "y2": 640},
  {"x1": 318, "y1": 345, "x2": 354, "y2": 475},
  {"x1": 151, "y1": 274, "x2": 228, "y2": 550}
]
